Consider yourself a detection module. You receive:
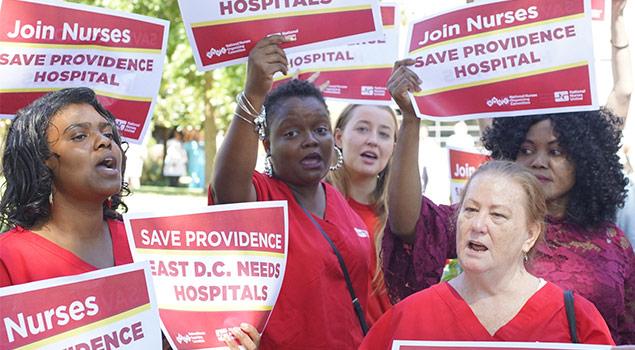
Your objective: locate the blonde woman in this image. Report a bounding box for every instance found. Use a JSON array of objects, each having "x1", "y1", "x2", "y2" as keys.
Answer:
[{"x1": 328, "y1": 104, "x2": 397, "y2": 326}]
